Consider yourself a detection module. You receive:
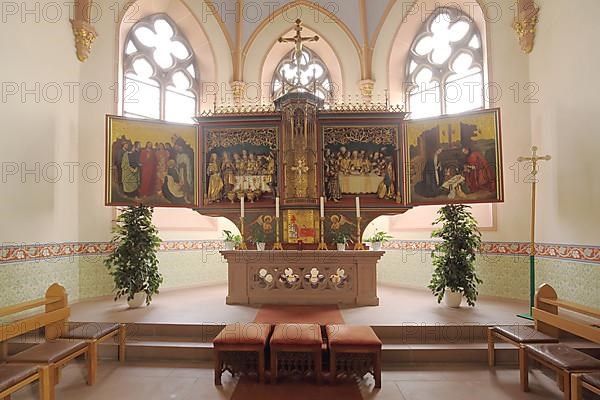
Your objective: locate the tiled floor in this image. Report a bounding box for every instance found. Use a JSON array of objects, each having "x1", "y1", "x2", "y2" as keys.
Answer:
[
  {"x1": 70, "y1": 284, "x2": 528, "y2": 326},
  {"x1": 10, "y1": 361, "x2": 564, "y2": 400}
]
